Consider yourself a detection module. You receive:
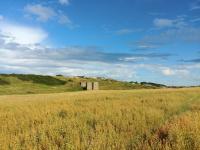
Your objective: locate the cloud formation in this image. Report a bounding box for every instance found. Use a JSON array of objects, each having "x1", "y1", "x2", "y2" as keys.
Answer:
[
  {"x1": 115, "y1": 28, "x2": 143, "y2": 36},
  {"x1": 25, "y1": 4, "x2": 56, "y2": 21},
  {"x1": 24, "y1": 4, "x2": 75, "y2": 28},
  {"x1": 153, "y1": 16, "x2": 187, "y2": 29},
  {"x1": 0, "y1": 21, "x2": 47, "y2": 45},
  {"x1": 0, "y1": 30, "x2": 177, "y2": 83},
  {"x1": 161, "y1": 67, "x2": 189, "y2": 77},
  {"x1": 191, "y1": 17, "x2": 200, "y2": 22},
  {"x1": 181, "y1": 58, "x2": 200, "y2": 63},
  {"x1": 134, "y1": 16, "x2": 199, "y2": 49},
  {"x1": 139, "y1": 27, "x2": 200, "y2": 46},
  {"x1": 161, "y1": 68, "x2": 175, "y2": 76},
  {"x1": 59, "y1": 0, "x2": 70, "y2": 5},
  {"x1": 190, "y1": 0, "x2": 200, "y2": 10},
  {"x1": 154, "y1": 18, "x2": 174, "y2": 28},
  {"x1": 0, "y1": 15, "x2": 3, "y2": 20},
  {"x1": 131, "y1": 41, "x2": 158, "y2": 51}
]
